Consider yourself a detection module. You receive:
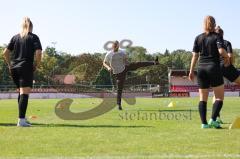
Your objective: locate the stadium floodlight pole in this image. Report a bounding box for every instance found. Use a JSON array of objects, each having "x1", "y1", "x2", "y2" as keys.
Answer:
[
  {"x1": 168, "y1": 67, "x2": 172, "y2": 94},
  {"x1": 146, "y1": 75, "x2": 150, "y2": 90},
  {"x1": 47, "y1": 76, "x2": 49, "y2": 86}
]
